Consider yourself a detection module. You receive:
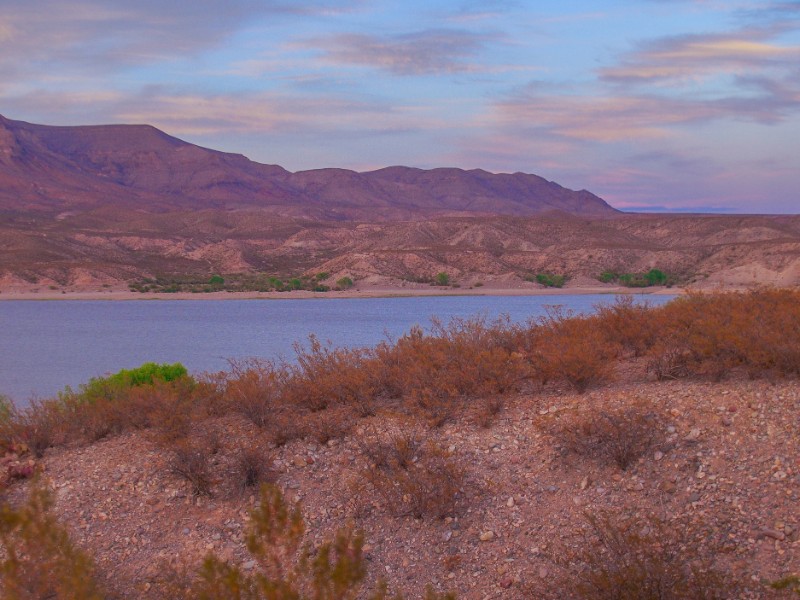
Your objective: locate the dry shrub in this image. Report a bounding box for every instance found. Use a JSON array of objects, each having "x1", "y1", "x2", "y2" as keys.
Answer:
[
  {"x1": 3, "y1": 400, "x2": 65, "y2": 458},
  {"x1": 0, "y1": 484, "x2": 104, "y2": 599},
  {"x1": 375, "y1": 317, "x2": 526, "y2": 425},
  {"x1": 555, "y1": 401, "x2": 662, "y2": 470},
  {"x1": 645, "y1": 289, "x2": 800, "y2": 382},
  {"x1": 542, "y1": 511, "x2": 740, "y2": 599},
  {"x1": 285, "y1": 337, "x2": 379, "y2": 415},
  {"x1": 302, "y1": 406, "x2": 357, "y2": 444},
  {"x1": 168, "y1": 436, "x2": 215, "y2": 496},
  {"x1": 530, "y1": 310, "x2": 619, "y2": 393},
  {"x1": 358, "y1": 427, "x2": 465, "y2": 519},
  {"x1": 472, "y1": 396, "x2": 506, "y2": 428},
  {"x1": 224, "y1": 359, "x2": 283, "y2": 428},
  {"x1": 595, "y1": 295, "x2": 661, "y2": 358},
  {"x1": 231, "y1": 442, "x2": 276, "y2": 495}
]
